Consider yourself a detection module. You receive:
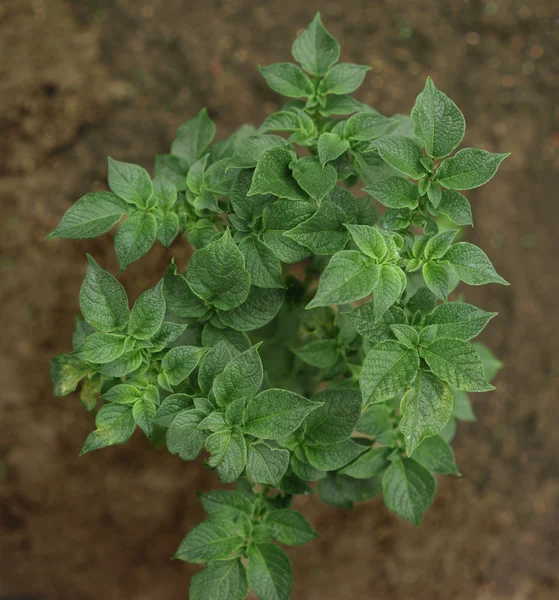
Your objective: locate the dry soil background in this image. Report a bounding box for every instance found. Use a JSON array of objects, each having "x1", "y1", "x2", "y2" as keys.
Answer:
[{"x1": 1, "y1": 1, "x2": 558, "y2": 599}]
